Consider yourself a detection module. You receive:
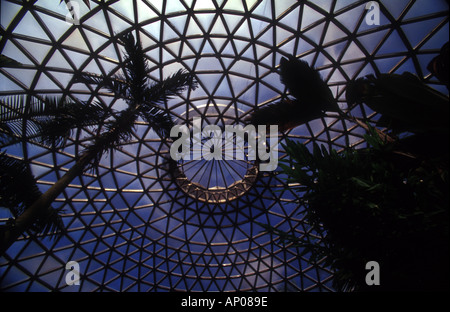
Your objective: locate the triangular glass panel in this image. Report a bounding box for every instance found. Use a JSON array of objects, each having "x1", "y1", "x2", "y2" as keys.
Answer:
[
  {"x1": 13, "y1": 12, "x2": 49, "y2": 41},
  {"x1": 194, "y1": 0, "x2": 216, "y2": 10},
  {"x1": 393, "y1": 57, "x2": 416, "y2": 74},
  {"x1": 224, "y1": 0, "x2": 246, "y2": 13},
  {"x1": 186, "y1": 17, "x2": 203, "y2": 36},
  {"x1": 252, "y1": 0, "x2": 272, "y2": 18},
  {"x1": 377, "y1": 30, "x2": 407, "y2": 56},
  {"x1": 420, "y1": 24, "x2": 448, "y2": 50},
  {"x1": 165, "y1": 40, "x2": 182, "y2": 56},
  {"x1": 221, "y1": 40, "x2": 235, "y2": 56},
  {"x1": 197, "y1": 73, "x2": 222, "y2": 93},
  {"x1": 214, "y1": 77, "x2": 232, "y2": 97},
  {"x1": 341, "y1": 41, "x2": 365, "y2": 62},
  {"x1": 315, "y1": 52, "x2": 332, "y2": 67},
  {"x1": 302, "y1": 22, "x2": 326, "y2": 45},
  {"x1": 137, "y1": 0, "x2": 158, "y2": 22},
  {"x1": 35, "y1": 72, "x2": 60, "y2": 90},
  {"x1": 380, "y1": 0, "x2": 410, "y2": 19},
  {"x1": 187, "y1": 38, "x2": 203, "y2": 54},
  {"x1": 37, "y1": 11, "x2": 72, "y2": 41},
  {"x1": 196, "y1": 13, "x2": 216, "y2": 31},
  {"x1": 257, "y1": 82, "x2": 279, "y2": 103},
  {"x1": 278, "y1": 6, "x2": 300, "y2": 32},
  {"x1": 99, "y1": 43, "x2": 119, "y2": 61},
  {"x1": 46, "y1": 48, "x2": 72, "y2": 69},
  {"x1": 63, "y1": 28, "x2": 90, "y2": 52},
  {"x1": 142, "y1": 20, "x2": 162, "y2": 42},
  {"x1": 222, "y1": 13, "x2": 243, "y2": 33},
  {"x1": 249, "y1": 17, "x2": 270, "y2": 38},
  {"x1": 241, "y1": 44, "x2": 255, "y2": 60},
  {"x1": 375, "y1": 57, "x2": 403, "y2": 73},
  {"x1": 311, "y1": 0, "x2": 332, "y2": 12},
  {"x1": 403, "y1": 0, "x2": 448, "y2": 20},
  {"x1": 1, "y1": 1, "x2": 22, "y2": 28},
  {"x1": 323, "y1": 22, "x2": 347, "y2": 45},
  {"x1": 335, "y1": 4, "x2": 365, "y2": 33},
  {"x1": 233, "y1": 39, "x2": 249, "y2": 55},
  {"x1": 357, "y1": 29, "x2": 388, "y2": 54},
  {"x1": 1, "y1": 41, "x2": 33, "y2": 66},
  {"x1": 189, "y1": 83, "x2": 208, "y2": 98},
  {"x1": 323, "y1": 41, "x2": 347, "y2": 61},
  {"x1": 84, "y1": 29, "x2": 108, "y2": 52},
  {"x1": 50, "y1": 71, "x2": 74, "y2": 89},
  {"x1": 165, "y1": 0, "x2": 186, "y2": 14},
  {"x1": 210, "y1": 37, "x2": 227, "y2": 52},
  {"x1": 296, "y1": 39, "x2": 315, "y2": 57},
  {"x1": 259, "y1": 51, "x2": 274, "y2": 67},
  {"x1": 16, "y1": 39, "x2": 52, "y2": 64},
  {"x1": 274, "y1": 0, "x2": 297, "y2": 19},
  {"x1": 255, "y1": 44, "x2": 271, "y2": 60},
  {"x1": 235, "y1": 19, "x2": 250, "y2": 37},
  {"x1": 2, "y1": 68, "x2": 36, "y2": 89},
  {"x1": 340, "y1": 61, "x2": 366, "y2": 80},
  {"x1": 276, "y1": 26, "x2": 294, "y2": 46},
  {"x1": 301, "y1": 5, "x2": 324, "y2": 30},
  {"x1": 107, "y1": 11, "x2": 133, "y2": 34},
  {"x1": 401, "y1": 17, "x2": 445, "y2": 49},
  {"x1": 163, "y1": 23, "x2": 179, "y2": 41},
  {"x1": 167, "y1": 14, "x2": 188, "y2": 35},
  {"x1": 201, "y1": 40, "x2": 215, "y2": 54},
  {"x1": 110, "y1": 0, "x2": 136, "y2": 23},
  {"x1": 328, "y1": 67, "x2": 346, "y2": 84},
  {"x1": 210, "y1": 16, "x2": 227, "y2": 35},
  {"x1": 84, "y1": 58, "x2": 101, "y2": 74},
  {"x1": 258, "y1": 26, "x2": 274, "y2": 45}
]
